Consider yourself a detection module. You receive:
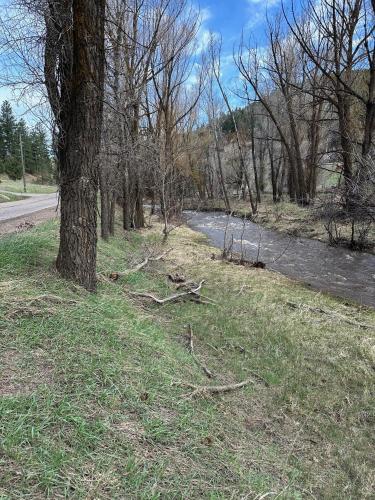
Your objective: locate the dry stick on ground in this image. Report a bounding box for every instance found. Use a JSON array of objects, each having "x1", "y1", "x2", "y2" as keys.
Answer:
[
  {"x1": 187, "y1": 324, "x2": 215, "y2": 379},
  {"x1": 6, "y1": 306, "x2": 56, "y2": 320},
  {"x1": 172, "y1": 378, "x2": 254, "y2": 398},
  {"x1": 26, "y1": 295, "x2": 78, "y2": 306},
  {"x1": 4, "y1": 294, "x2": 79, "y2": 320},
  {"x1": 129, "y1": 280, "x2": 216, "y2": 305},
  {"x1": 111, "y1": 249, "x2": 172, "y2": 279},
  {"x1": 286, "y1": 301, "x2": 374, "y2": 330}
]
